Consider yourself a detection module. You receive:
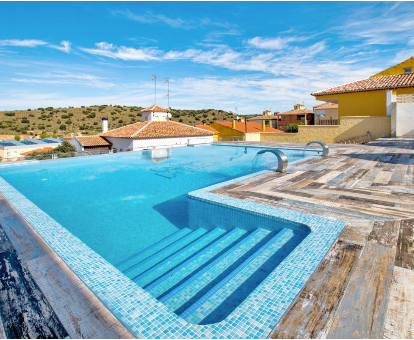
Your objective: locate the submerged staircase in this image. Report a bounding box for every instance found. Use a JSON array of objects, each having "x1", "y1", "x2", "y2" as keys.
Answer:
[{"x1": 116, "y1": 226, "x2": 299, "y2": 325}]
